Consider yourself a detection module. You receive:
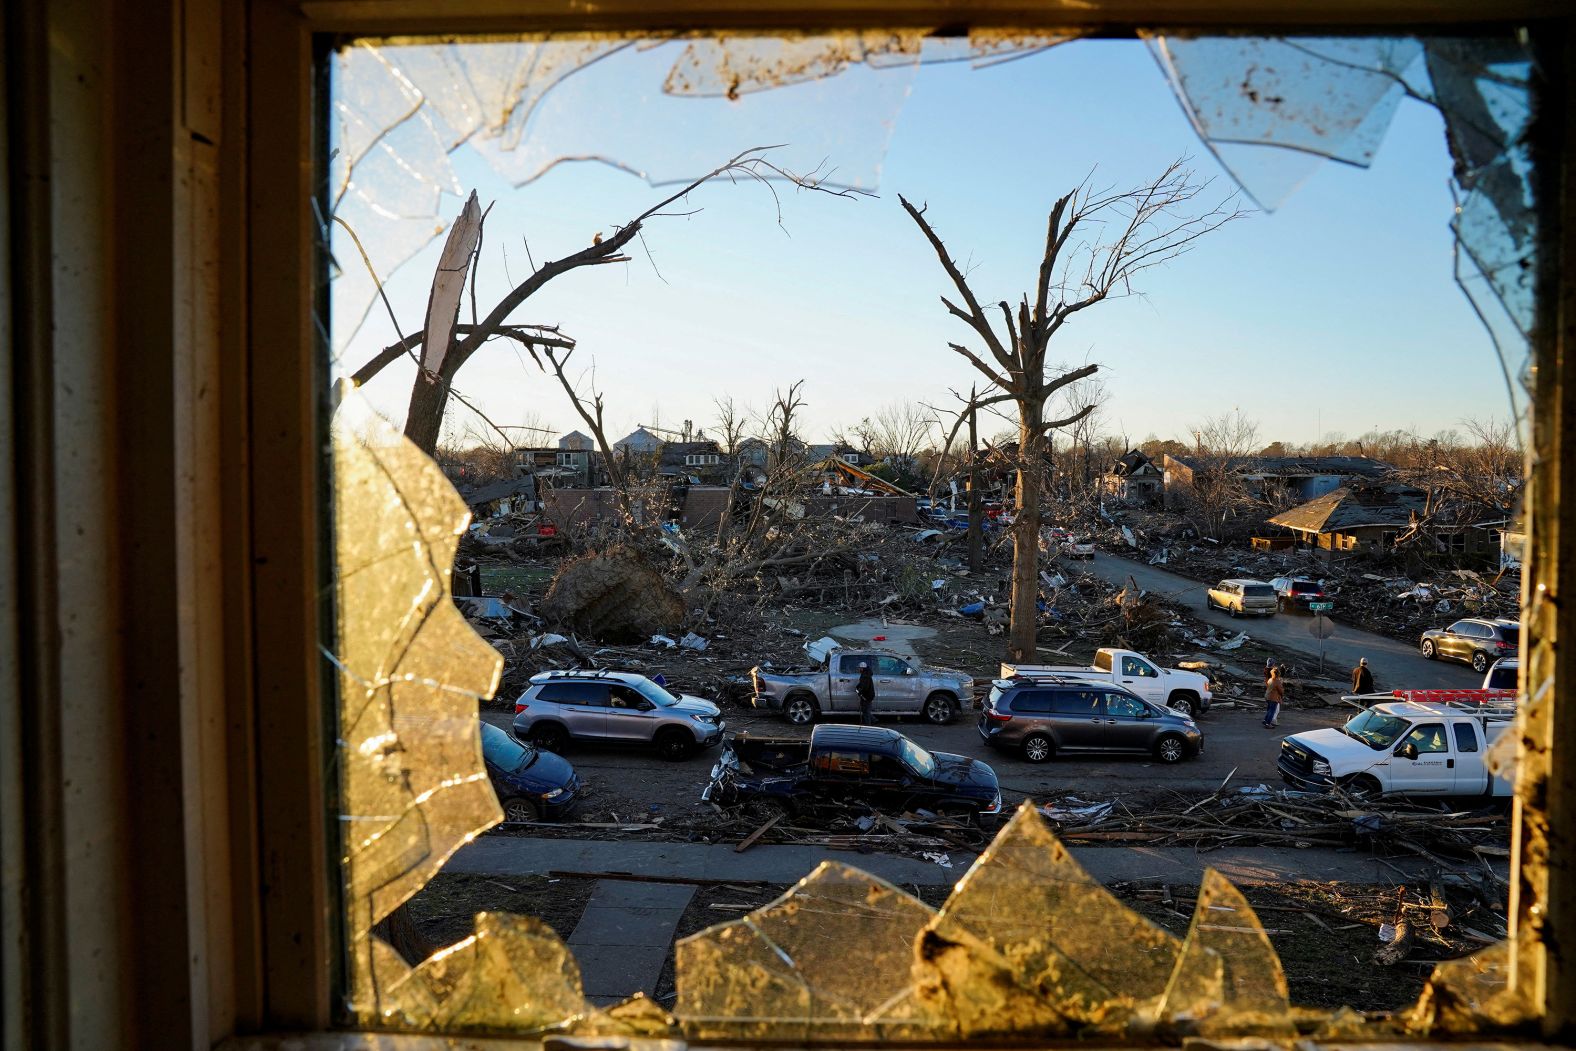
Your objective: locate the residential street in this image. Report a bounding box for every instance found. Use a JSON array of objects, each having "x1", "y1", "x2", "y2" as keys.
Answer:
[{"x1": 1082, "y1": 552, "x2": 1478, "y2": 689}]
